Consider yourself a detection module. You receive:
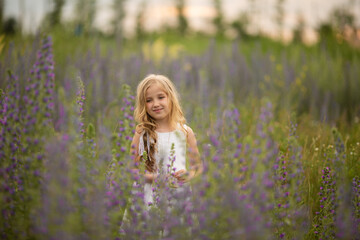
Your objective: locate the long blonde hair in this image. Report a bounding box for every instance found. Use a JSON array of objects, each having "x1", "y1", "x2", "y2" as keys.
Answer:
[{"x1": 134, "y1": 74, "x2": 186, "y2": 172}]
